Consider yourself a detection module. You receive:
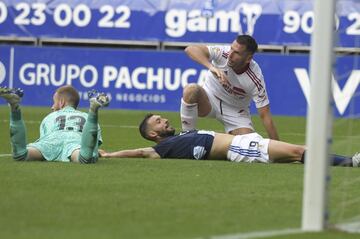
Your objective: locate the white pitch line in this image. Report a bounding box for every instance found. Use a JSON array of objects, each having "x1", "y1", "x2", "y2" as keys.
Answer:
[
  {"x1": 203, "y1": 228, "x2": 302, "y2": 239},
  {"x1": 336, "y1": 221, "x2": 360, "y2": 233},
  {"x1": 335, "y1": 215, "x2": 360, "y2": 234},
  {"x1": 0, "y1": 154, "x2": 11, "y2": 157}
]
